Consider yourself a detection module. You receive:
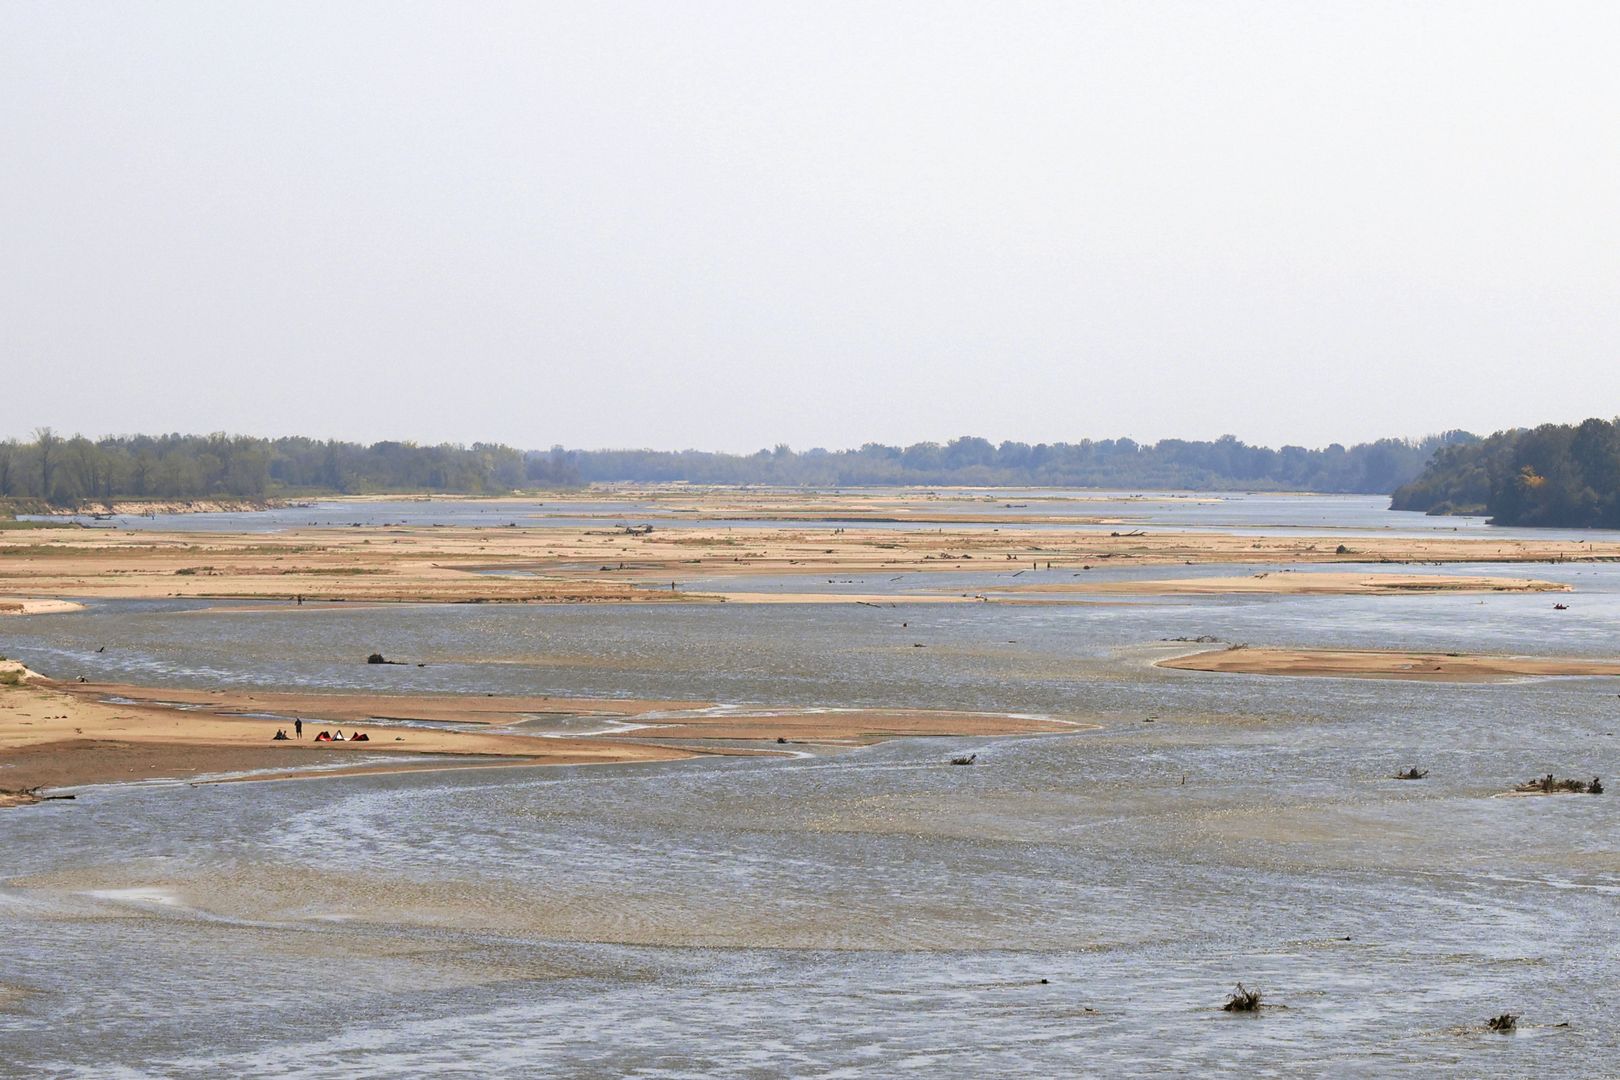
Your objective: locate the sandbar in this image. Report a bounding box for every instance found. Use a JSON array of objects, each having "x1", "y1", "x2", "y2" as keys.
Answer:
[
  {"x1": 1158, "y1": 646, "x2": 1620, "y2": 681},
  {"x1": 0, "y1": 662, "x2": 1070, "y2": 799}
]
